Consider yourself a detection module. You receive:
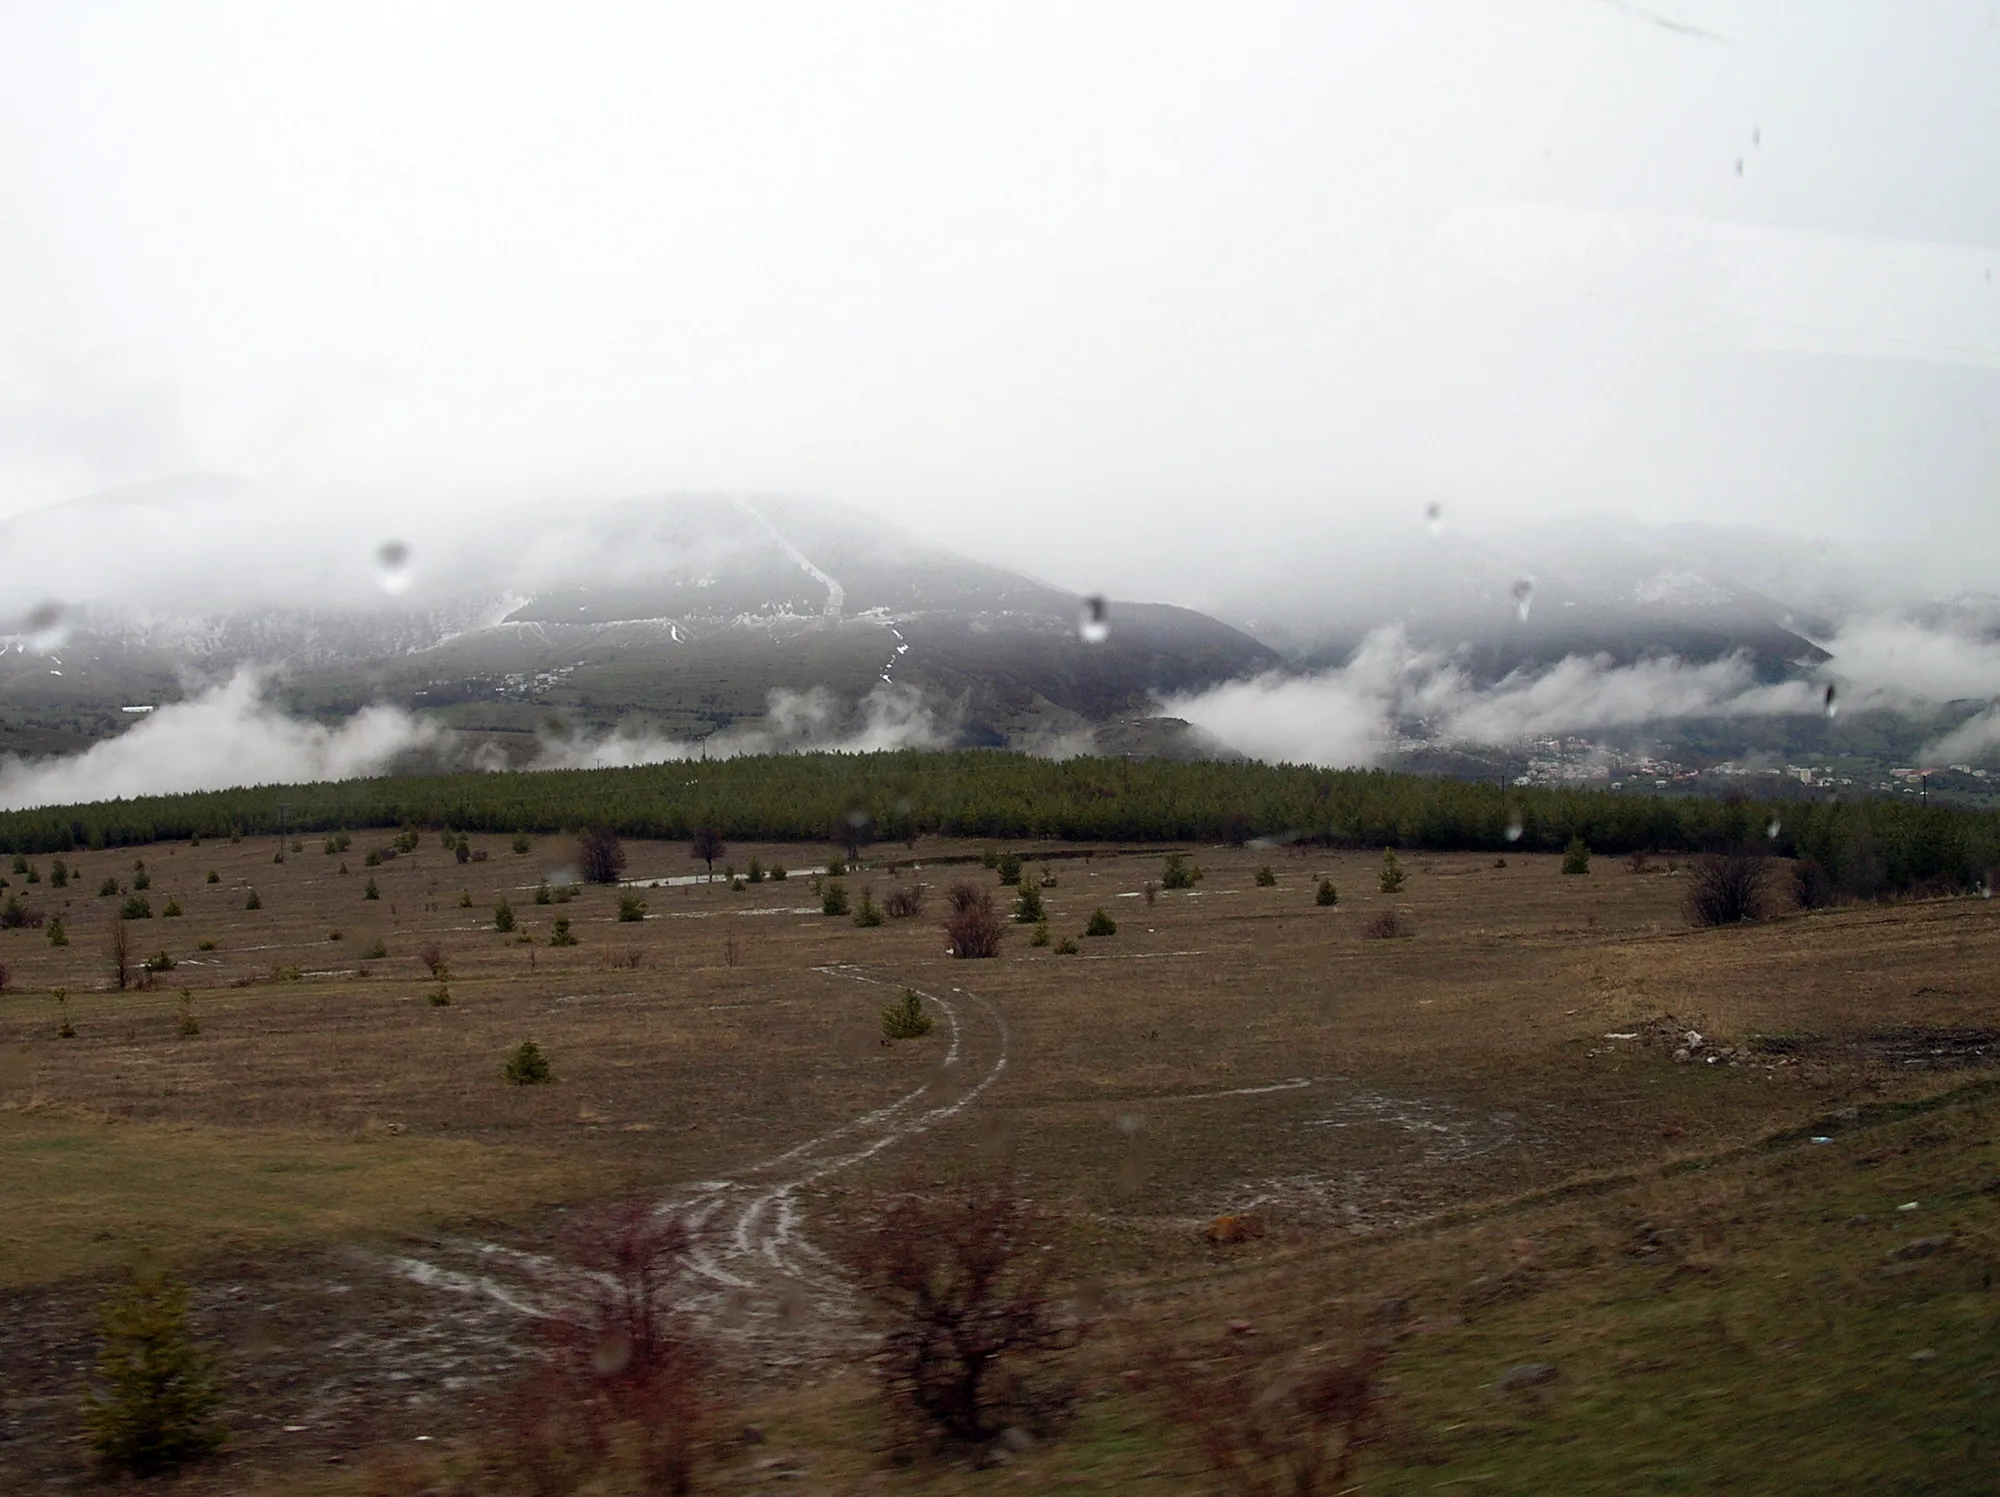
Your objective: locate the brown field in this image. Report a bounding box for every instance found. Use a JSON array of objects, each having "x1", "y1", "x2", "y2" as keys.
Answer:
[{"x1": 1, "y1": 830, "x2": 1995, "y2": 1492}]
